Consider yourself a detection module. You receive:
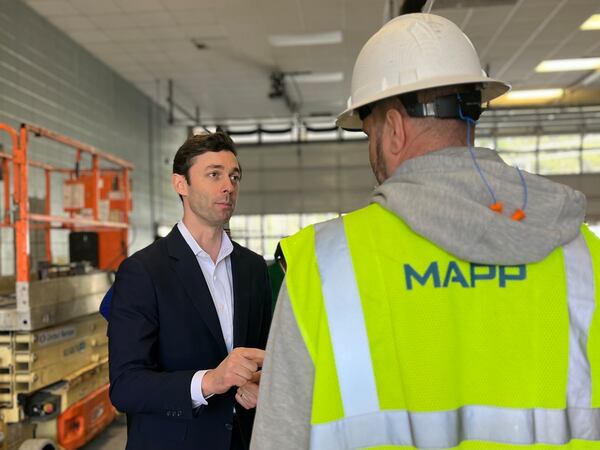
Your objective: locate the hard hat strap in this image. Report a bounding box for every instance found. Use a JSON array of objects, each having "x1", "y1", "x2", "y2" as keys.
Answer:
[
  {"x1": 402, "y1": 91, "x2": 483, "y2": 121},
  {"x1": 356, "y1": 90, "x2": 483, "y2": 125}
]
